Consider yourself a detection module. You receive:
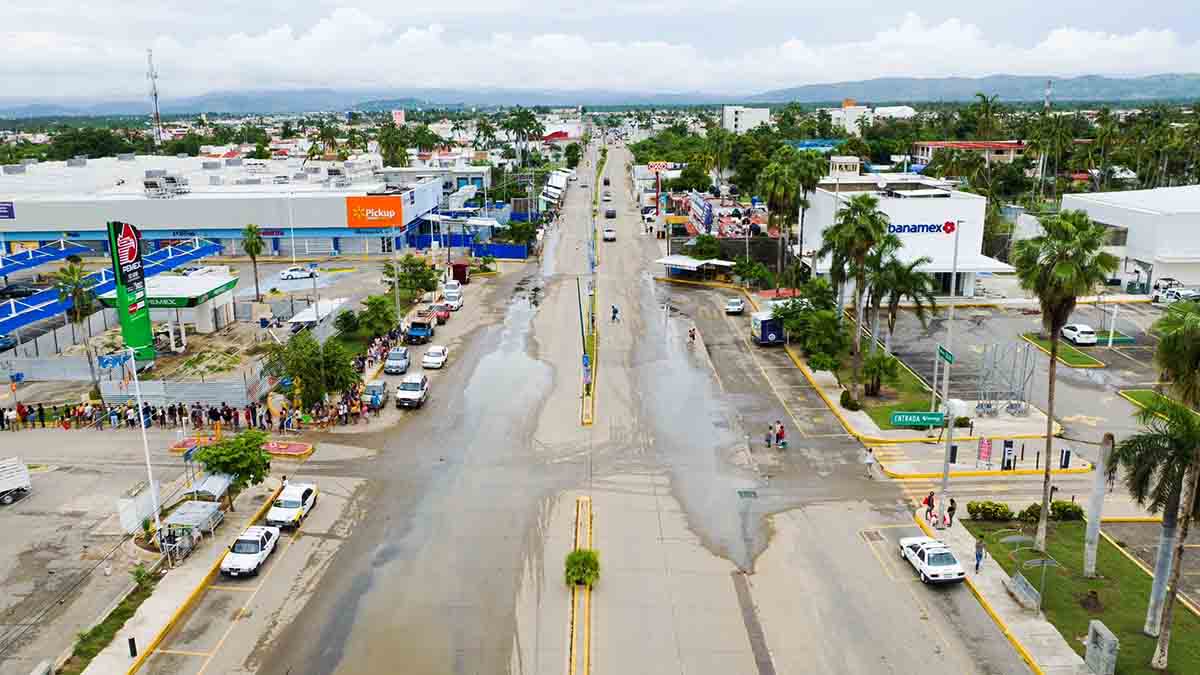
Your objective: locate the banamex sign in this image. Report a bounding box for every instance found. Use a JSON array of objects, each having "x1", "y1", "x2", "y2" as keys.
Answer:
[{"x1": 888, "y1": 220, "x2": 957, "y2": 236}]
